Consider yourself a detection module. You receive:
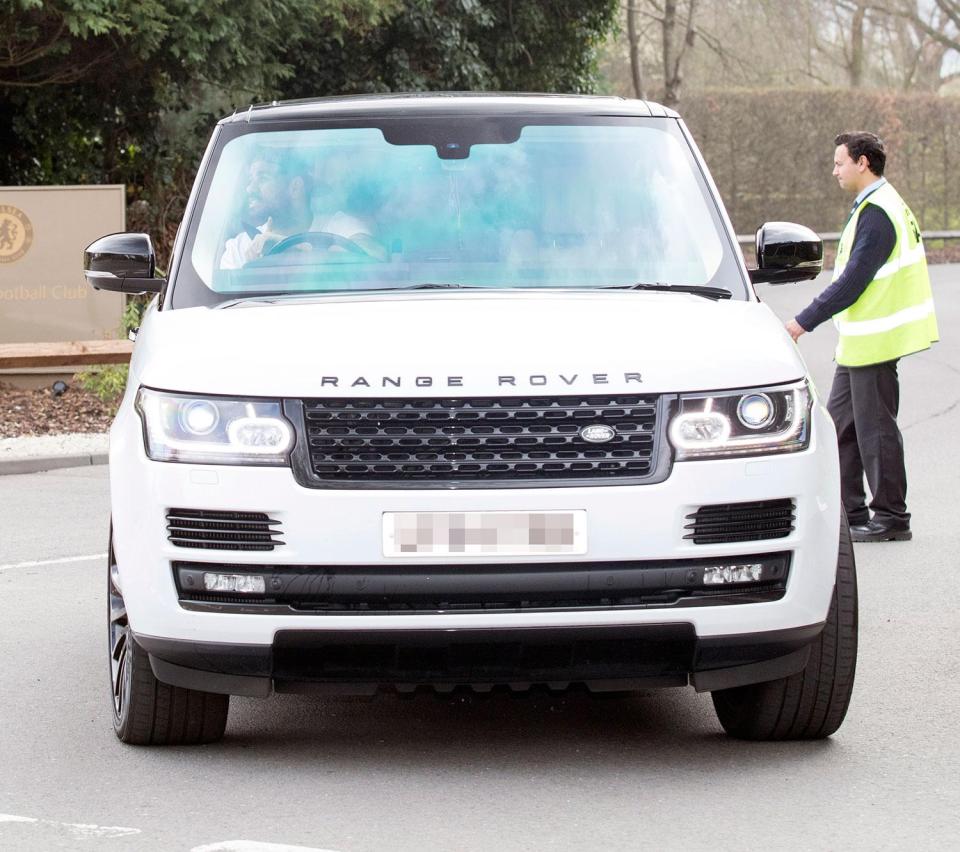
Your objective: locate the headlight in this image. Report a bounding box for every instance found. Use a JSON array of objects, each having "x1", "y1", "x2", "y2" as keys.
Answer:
[
  {"x1": 135, "y1": 388, "x2": 294, "y2": 465},
  {"x1": 669, "y1": 381, "x2": 811, "y2": 460}
]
